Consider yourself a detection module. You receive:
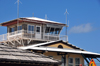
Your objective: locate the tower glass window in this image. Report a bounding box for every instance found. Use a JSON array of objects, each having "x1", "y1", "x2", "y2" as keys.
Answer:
[
  {"x1": 28, "y1": 25, "x2": 34, "y2": 33},
  {"x1": 45, "y1": 27, "x2": 61, "y2": 35},
  {"x1": 10, "y1": 28, "x2": 15, "y2": 32},
  {"x1": 18, "y1": 25, "x2": 22, "y2": 30}
]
